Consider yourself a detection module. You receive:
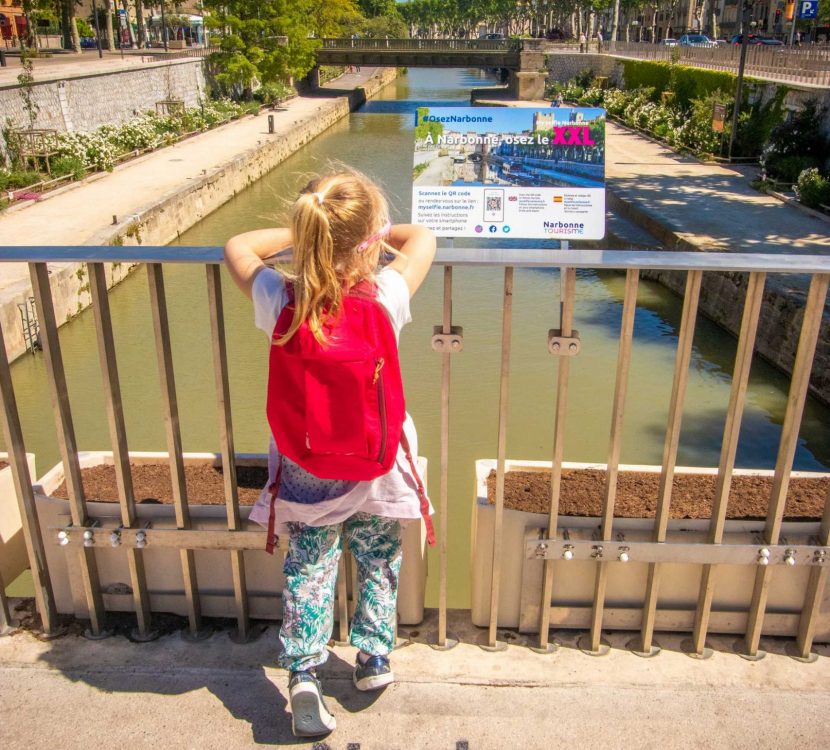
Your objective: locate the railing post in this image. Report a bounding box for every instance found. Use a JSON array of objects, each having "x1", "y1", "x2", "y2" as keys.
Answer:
[
  {"x1": 30, "y1": 262, "x2": 107, "y2": 638},
  {"x1": 147, "y1": 263, "x2": 206, "y2": 640},
  {"x1": 687, "y1": 272, "x2": 766, "y2": 658},
  {"x1": 635, "y1": 269, "x2": 702, "y2": 657},
  {"x1": 0, "y1": 317, "x2": 58, "y2": 635},
  {"x1": 88, "y1": 262, "x2": 155, "y2": 641},
  {"x1": 484, "y1": 266, "x2": 514, "y2": 651},
  {"x1": 588, "y1": 269, "x2": 639, "y2": 655},
  {"x1": 205, "y1": 264, "x2": 253, "y2": 643},
  {"x1": 537, "y1": 267, "x2": 577, "y2": 653}
]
